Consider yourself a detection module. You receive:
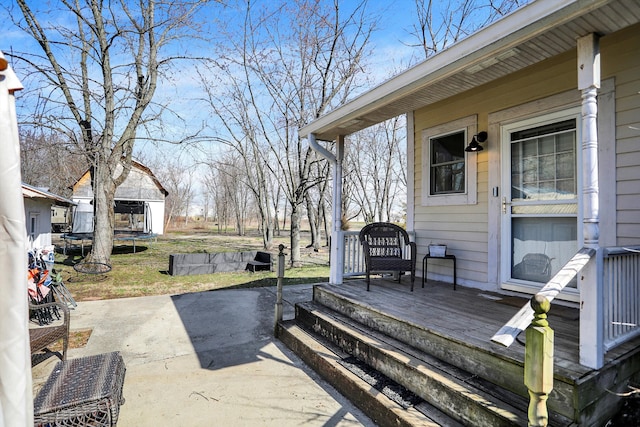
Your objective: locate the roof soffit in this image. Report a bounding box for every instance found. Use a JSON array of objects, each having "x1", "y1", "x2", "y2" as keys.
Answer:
[{"x1": 301, "y1": 0, "x2": 640, "y2": 141}]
